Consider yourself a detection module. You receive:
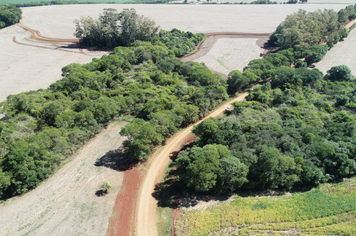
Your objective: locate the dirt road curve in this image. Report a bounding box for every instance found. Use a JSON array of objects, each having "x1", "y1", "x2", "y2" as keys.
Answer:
[
  {"x1": 16, "y1": 23, "x2": 79, "y2": 43},
  {"x1": 136, "y1": 92, "x2": 249, "y2": 236}
]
